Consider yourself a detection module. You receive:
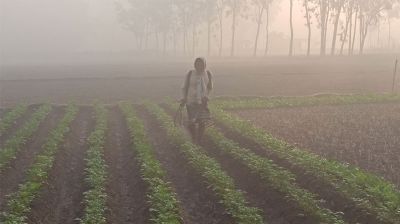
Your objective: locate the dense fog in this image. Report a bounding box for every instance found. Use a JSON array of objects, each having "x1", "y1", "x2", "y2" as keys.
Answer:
[{"x1": 1, "y1": 0, "x2": 399, "y2": 65}]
